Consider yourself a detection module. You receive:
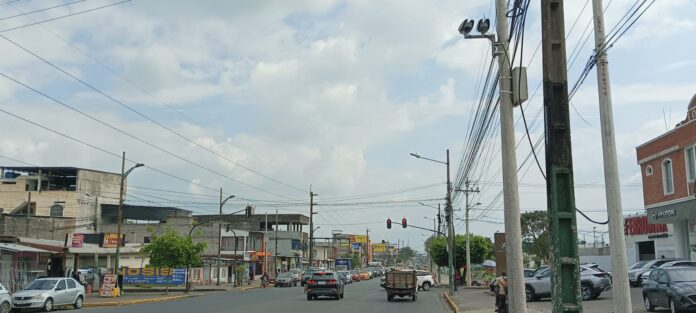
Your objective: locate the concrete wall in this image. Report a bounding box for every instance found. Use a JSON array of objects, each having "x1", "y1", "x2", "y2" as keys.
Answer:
[{"x1": 0, "y1": 215, "x2": 76, "y2": 241}]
